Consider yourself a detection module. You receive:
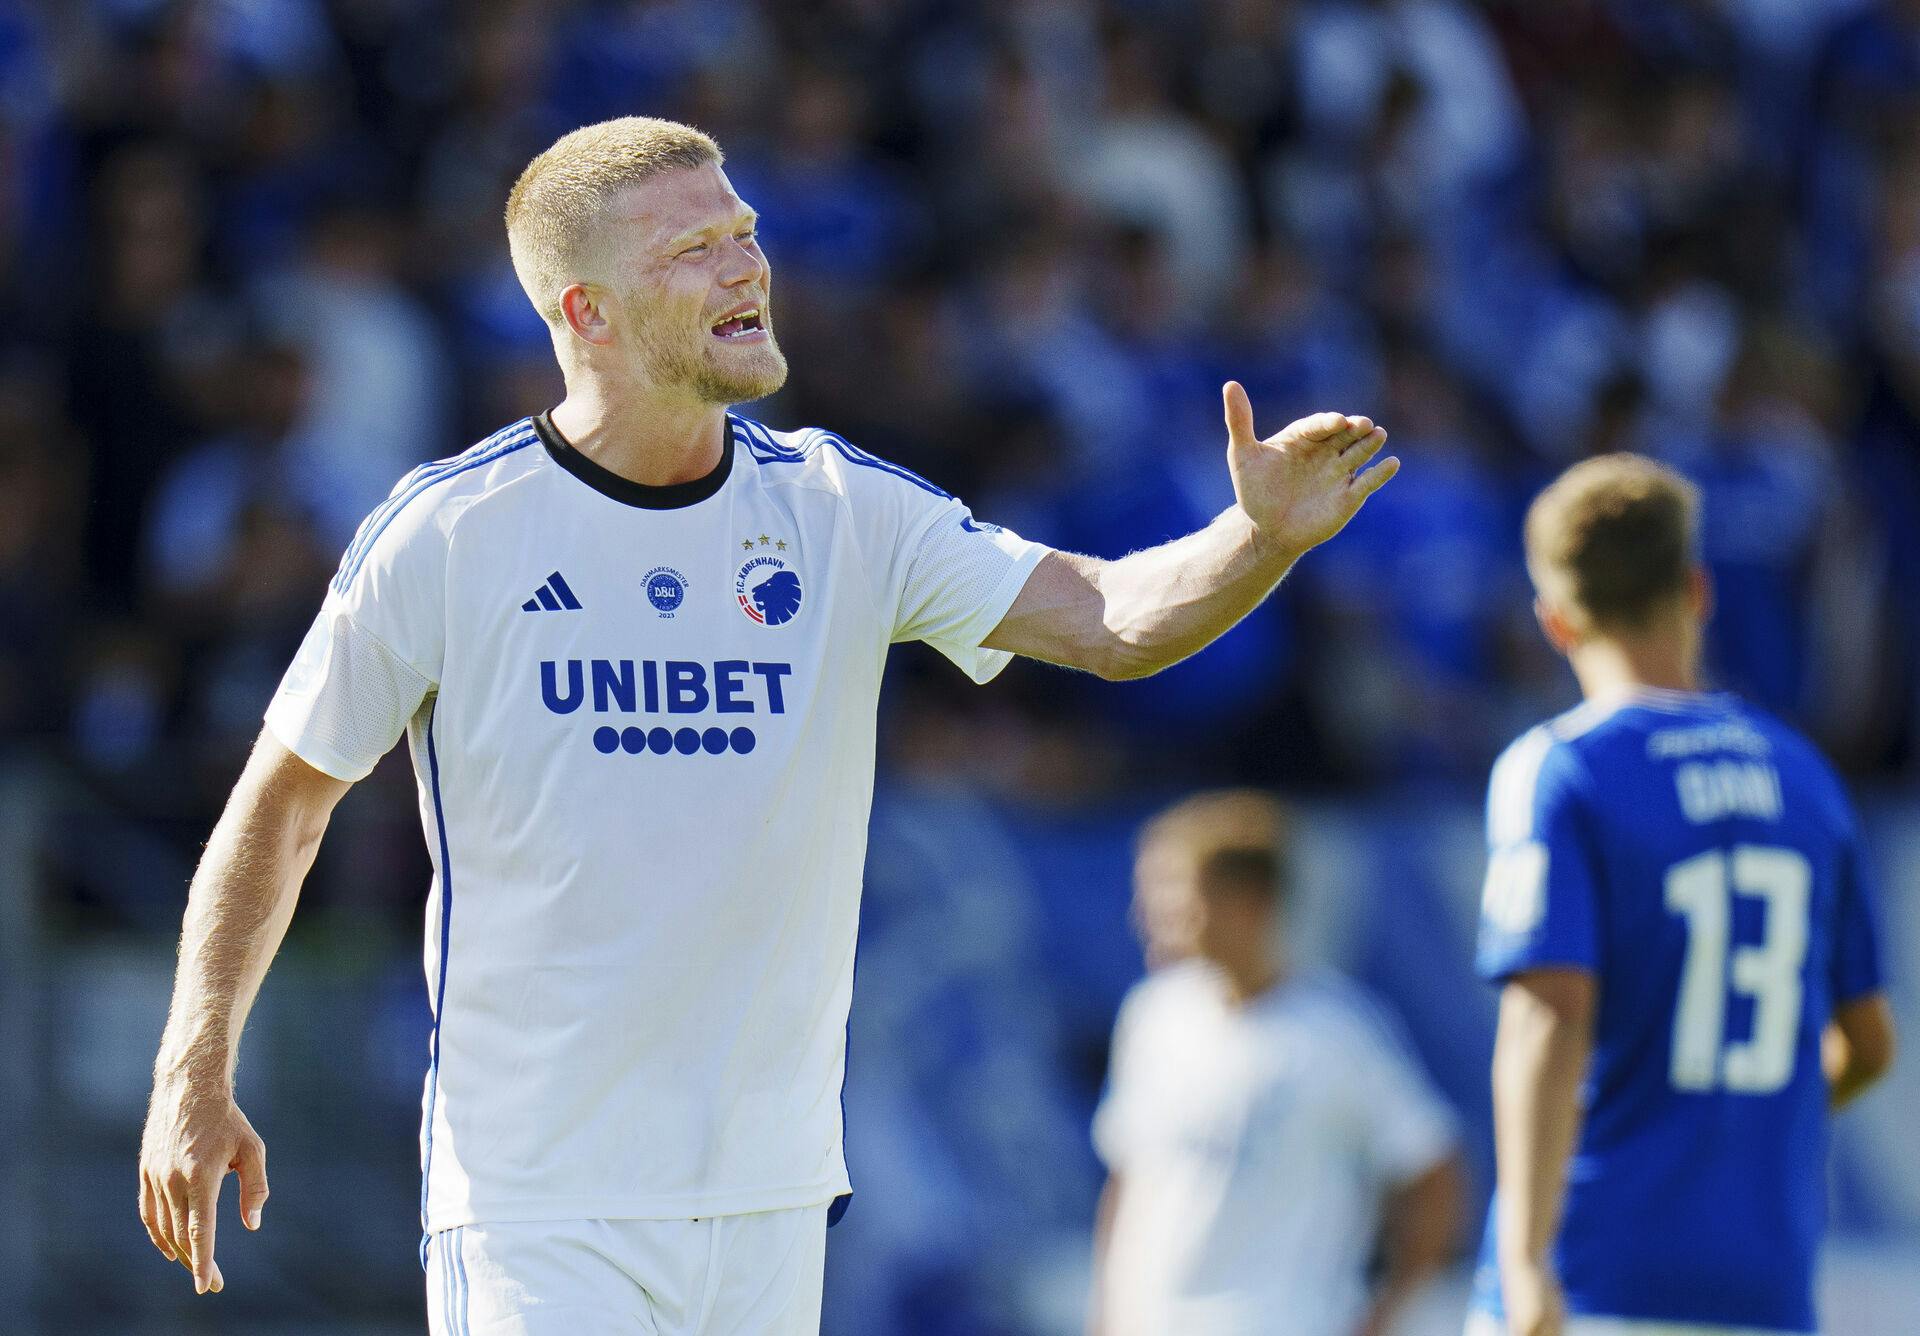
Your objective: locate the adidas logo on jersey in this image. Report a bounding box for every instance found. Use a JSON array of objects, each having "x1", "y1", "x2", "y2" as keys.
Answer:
[{"x1": 521, "y1": 571, "x2": 583, "y2": 612}]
